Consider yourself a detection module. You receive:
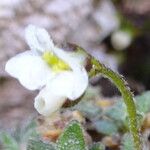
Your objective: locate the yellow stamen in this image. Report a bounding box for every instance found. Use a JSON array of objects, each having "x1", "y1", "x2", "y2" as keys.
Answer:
[{"x1": 42, "y1": 51, "x2": 71, "y2": 72}]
